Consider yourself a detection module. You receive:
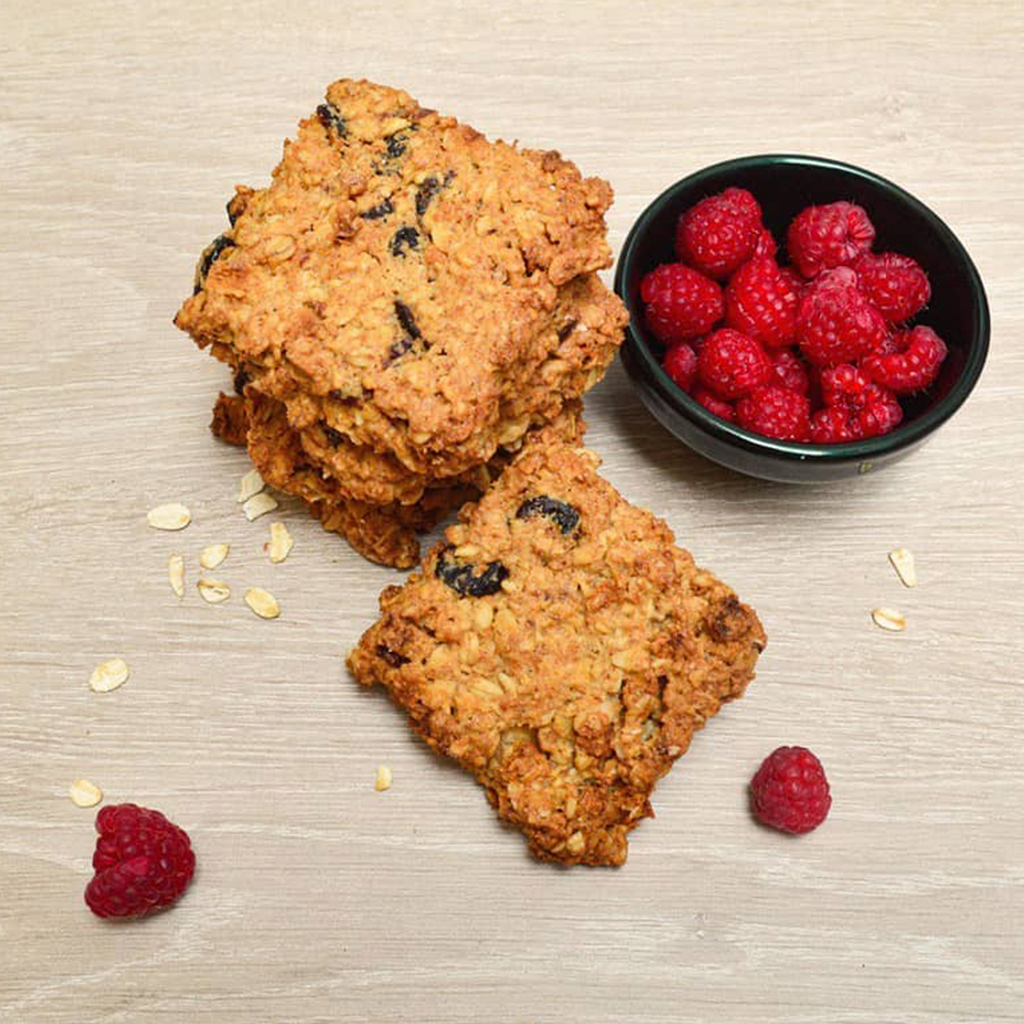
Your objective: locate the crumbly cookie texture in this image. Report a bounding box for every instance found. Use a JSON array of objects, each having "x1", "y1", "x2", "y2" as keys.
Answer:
[
  {"x1": 211, "y1": 392, "x2": 586, "y2": 569},
  {"x1": 348, "y1": 443, "x2": 766, "y2": 865},
  {"x1": 175, "y1": 78, "x2": 617, "y2": 476}
]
